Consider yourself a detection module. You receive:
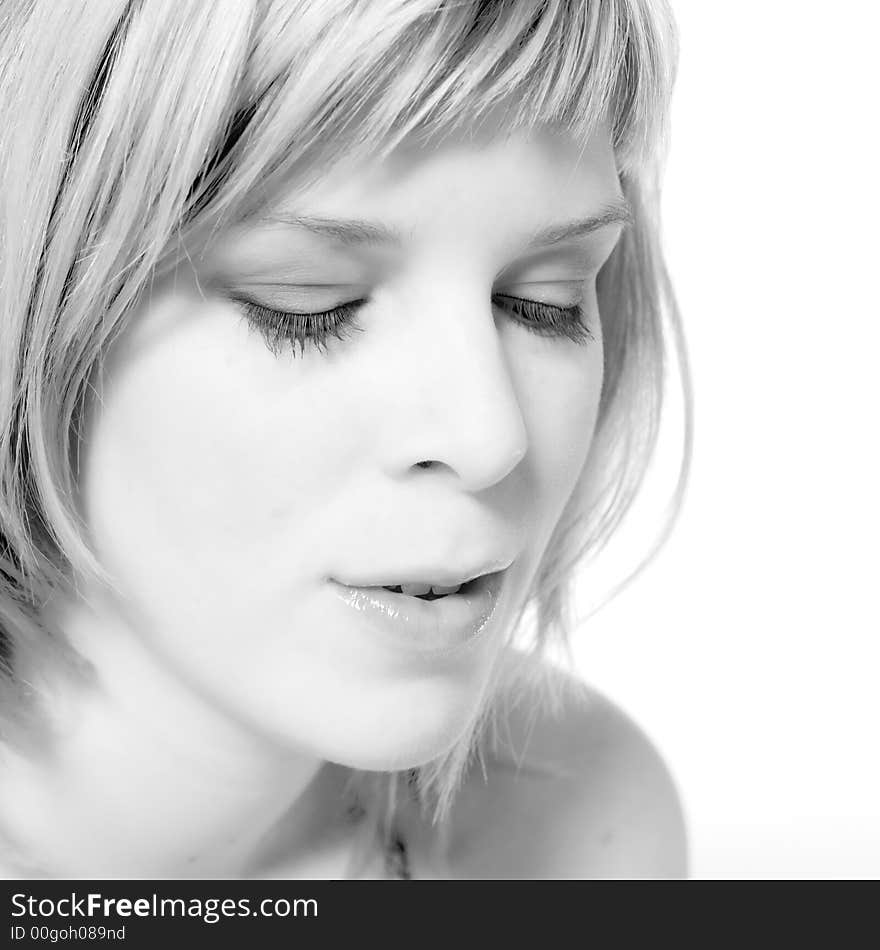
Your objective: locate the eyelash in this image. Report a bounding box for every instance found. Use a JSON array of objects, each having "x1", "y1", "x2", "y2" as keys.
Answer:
[
  {"x1": 234, "y1": 293, "x2": 592, "y2": 358},
  {"x1": 233, "y1": 298, "x2": 367, "y2": 357},
  {"x1": 496, "y1": 295, "x2": 593, "y2": 344}
]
